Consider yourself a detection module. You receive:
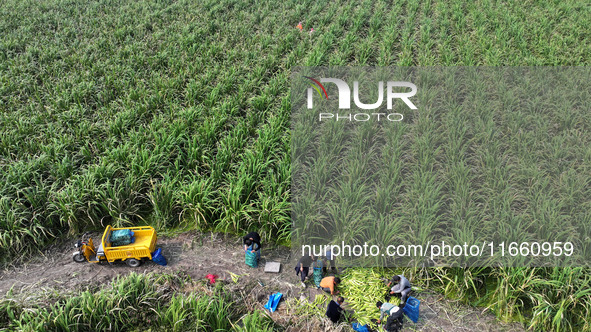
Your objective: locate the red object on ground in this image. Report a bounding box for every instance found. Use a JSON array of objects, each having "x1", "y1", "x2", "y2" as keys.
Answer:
[{"x1": 206, "y1": 274, "x2": 218, "y2": 285}]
